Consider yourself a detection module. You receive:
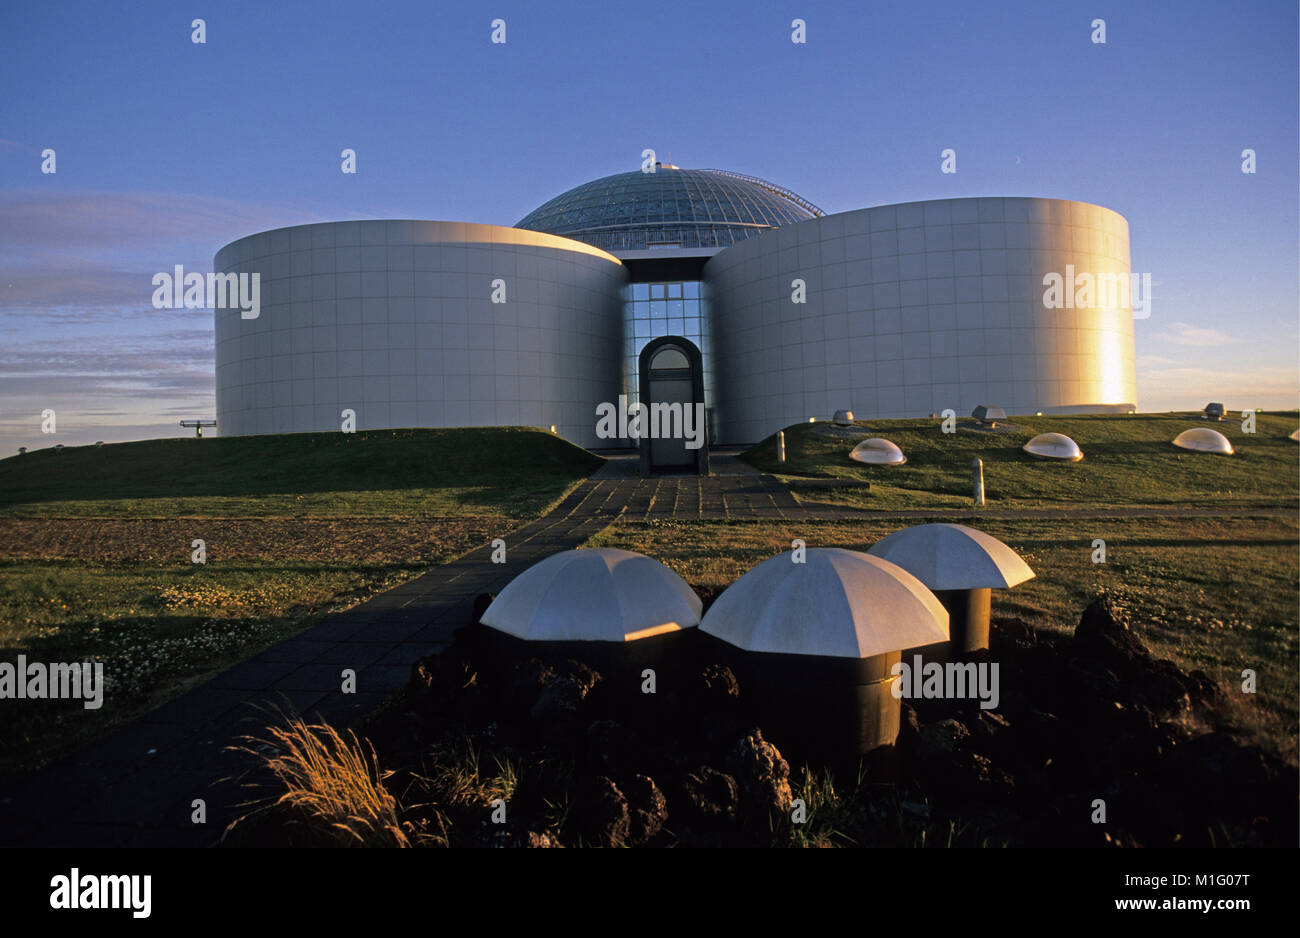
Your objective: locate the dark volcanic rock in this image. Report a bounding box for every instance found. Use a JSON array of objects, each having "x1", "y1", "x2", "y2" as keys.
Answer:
[
  {"x1": 1137, "y1": 658, "x2": 1193, "y2": 715},
  {"x1": 1185, "y1": 669, "x2": 1220, "y2": 703},
  {"x1": 582, "y1": 719, "x2": 640, "y2": 776},
  {"x1": 726, "y1": 729, "x2": 793, "y2": 818},
  {"x1": 678, "y1": 767, "x2": 739, "y2": 828},
  {"x1": 625, "y1": 774, "x2": 669, "y2": 844},
  {"x1": 912, "y1": 718, "x2": 970, "y2": 761},
  {"x1": 1071, "y1": 596, "x2": 1198, "y2": 718},
  {"x1": 567, "y1": 775, "x2": 629, "y2": 847},
  {"x1": 899, "y1": 702, "x2": 922, "y2": 744},
  {"x1": 967, "y1": 709, "x2": 1014, "y2": 759},
  {"x1": 529, "y1": 674, "x2": 584, "y2": 724},
  {"x1": 408, "y1": 652, "x2": 479, "y2": 723},
  {"x1": 504, "y1": 658, "x2": 554, "y2": 716},
  {"x1": 453, "y1": 593, "x2": 495, "y2": 647},
  {"x1": 686, "y1": 664, "x2": 747, "y2": 751},
  {"x1": 471, "y1": 593, "x2": 495, "y2": 626},
  {"x1": 1175, "y1": 731, "x2": 1288, "y2": 817},
  {"x1": 993, "y1": 617, "x2": 1038, "y2": 650},
  {"x1": 945, "y1": 751, "x2": 1014, "y2": 799},
  {"x1": 1063, "y1": 654, "x2": 1124, "y2": 706},
  {"x1": 1074, "y1": 595, "x2": 1149, "y2": 665},
  {"x1": 697, "y1": 664, "x2": 741, "y2": 705}
]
